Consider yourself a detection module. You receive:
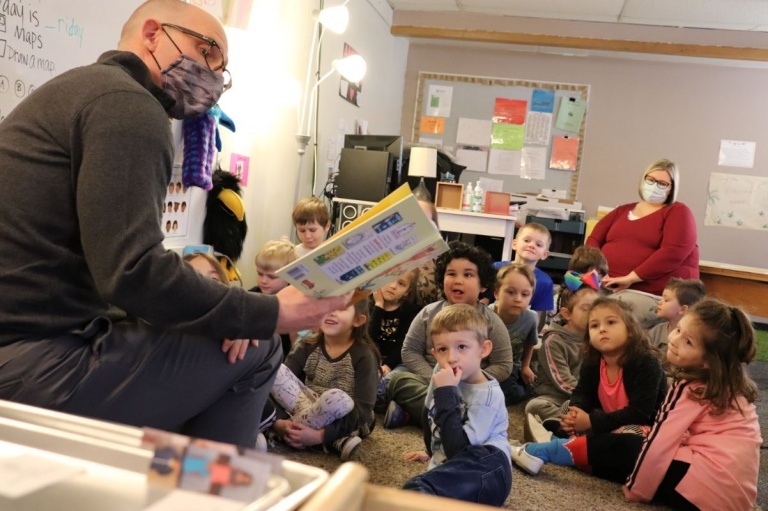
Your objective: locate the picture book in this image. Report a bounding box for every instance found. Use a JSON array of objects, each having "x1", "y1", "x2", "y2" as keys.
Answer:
[{"x1": 277, "y1": 185, "x2": 449, "y2": 298}]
